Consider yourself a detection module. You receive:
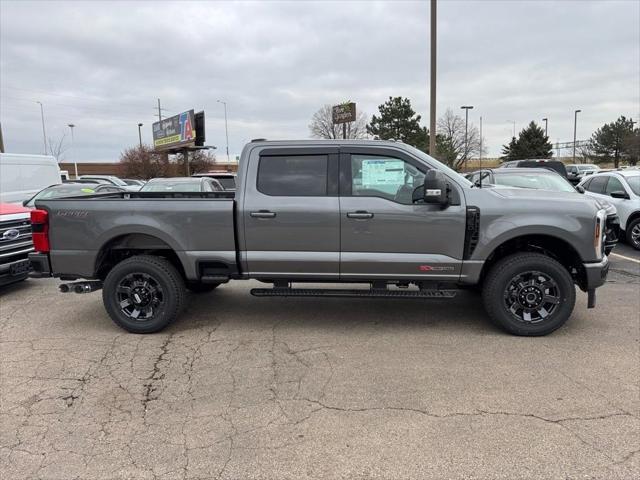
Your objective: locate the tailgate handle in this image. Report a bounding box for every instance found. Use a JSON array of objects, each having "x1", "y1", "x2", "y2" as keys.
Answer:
[
  {"x1": 347, "y1": 211, "x2": 374, "y2": 219},
  {"x1": 250, "y1": 210, "x2": 276, "y2": 218}
]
